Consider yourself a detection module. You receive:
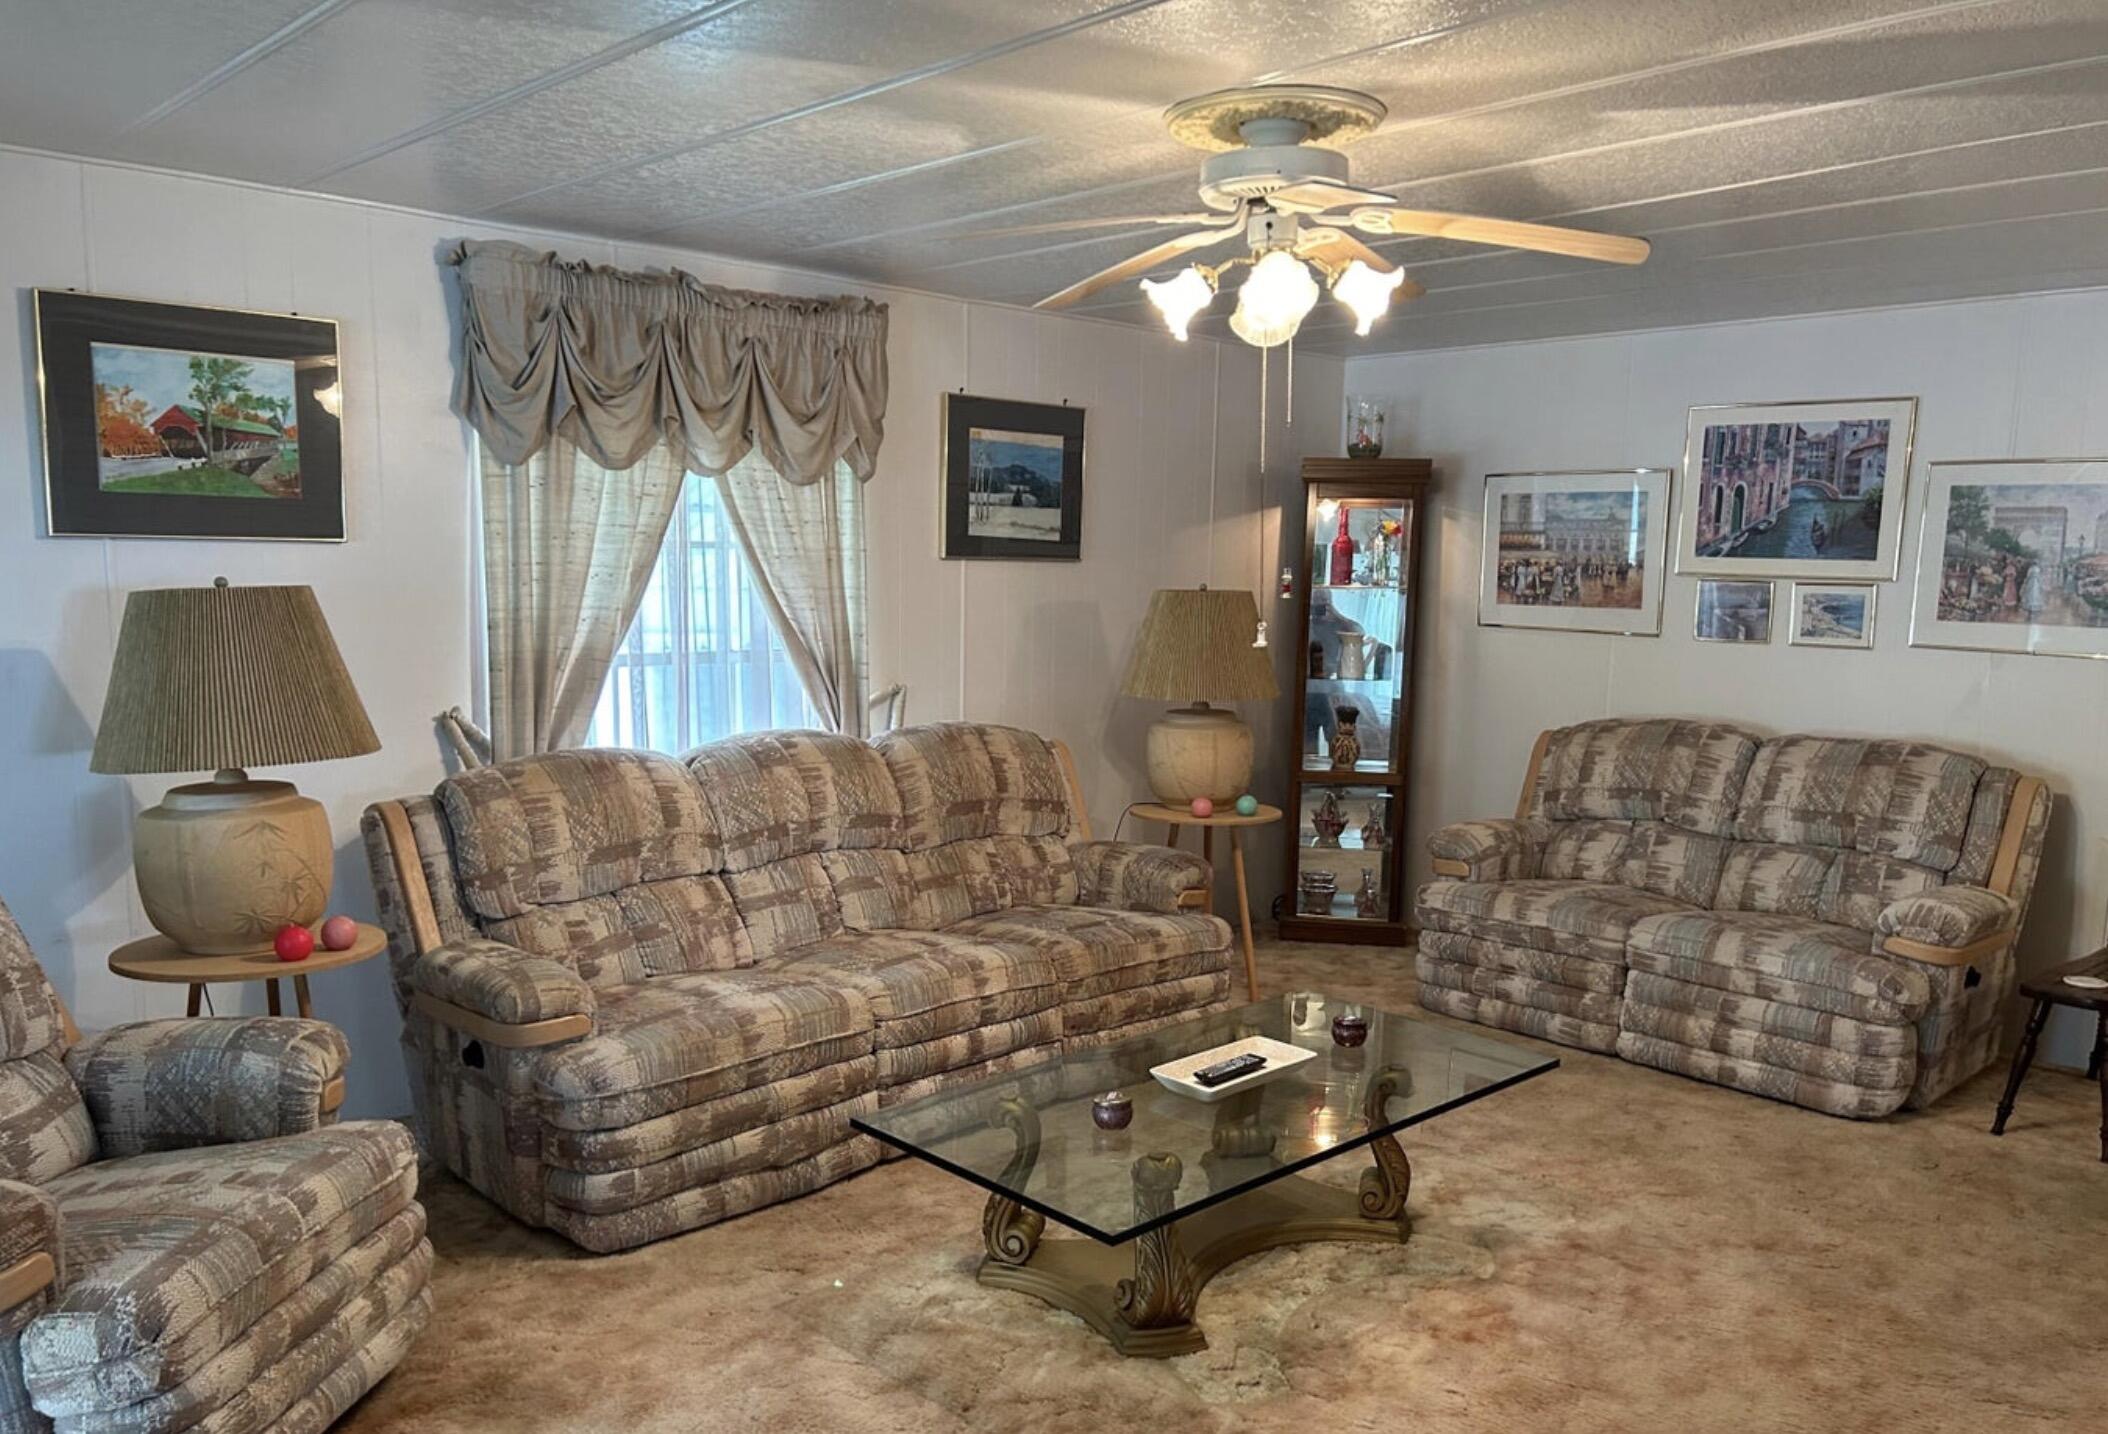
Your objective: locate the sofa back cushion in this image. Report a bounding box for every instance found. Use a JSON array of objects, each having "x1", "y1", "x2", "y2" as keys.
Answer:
[
  {"x1": 1710, "y1": 841, "x2": 1946, "y2": 932},
  {"x1": 1733, "y1": 736, "x2": 1984, "y2": 872},
  {"x1": 877, "y1": 723, "x2": 1073, "y2": 849},
  {"x1": 0, "y1": 899, "x2": 96, "y2": 1183},
  {"x1": 1533, "y1": 719, "x2": 1760, "y2": 838},
  {"x1": 824, "y1": 847, "x2": 1011, "y2": 931},
  {"x1": 686, "y1": 734, "x2": 821, "y2": 872}
]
